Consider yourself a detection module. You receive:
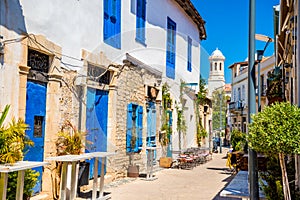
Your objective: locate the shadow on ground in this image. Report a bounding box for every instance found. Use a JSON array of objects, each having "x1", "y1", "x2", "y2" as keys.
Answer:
[
  {"x1": 211, "y1": 171, "x2": 241, "y2": 200},
  {"x1": 77, "y1": 191, "x2": 111, "y2": 199}
]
